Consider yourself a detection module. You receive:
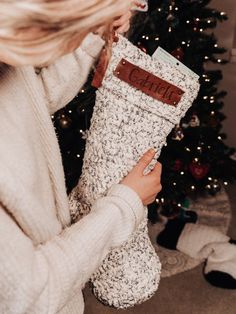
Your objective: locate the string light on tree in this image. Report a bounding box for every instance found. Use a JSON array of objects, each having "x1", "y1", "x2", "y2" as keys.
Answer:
[{"x1": 53, "y1": 0, "x2": 235, "y2": 221}]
